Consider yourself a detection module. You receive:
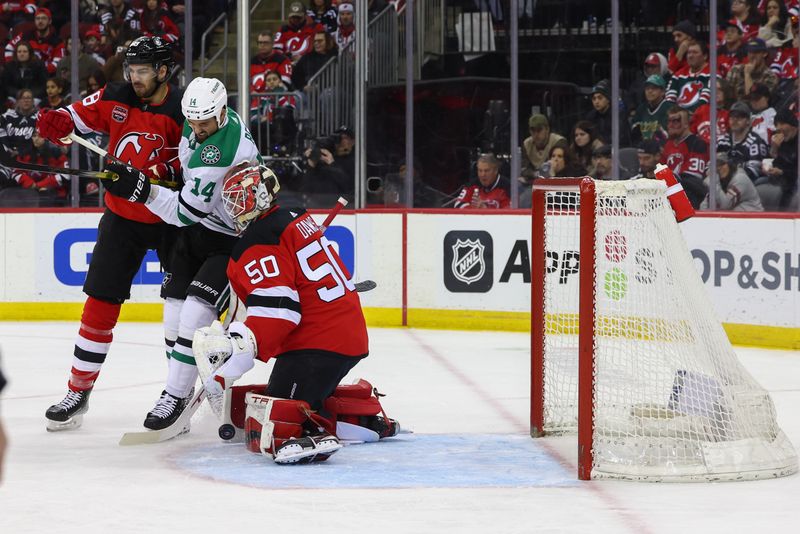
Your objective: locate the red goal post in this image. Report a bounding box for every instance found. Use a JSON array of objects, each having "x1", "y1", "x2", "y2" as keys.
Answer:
[{"x1": 529, "y1": 177, "x2": 797, "y2": 482}]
